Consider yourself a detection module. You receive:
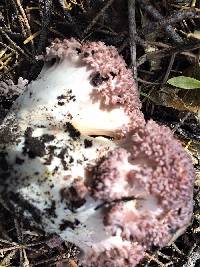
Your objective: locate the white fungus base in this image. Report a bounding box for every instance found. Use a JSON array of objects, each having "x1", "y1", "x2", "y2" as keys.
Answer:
[{"x1": 0, "y1": 54, "x2": 132, "y2": 256}]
